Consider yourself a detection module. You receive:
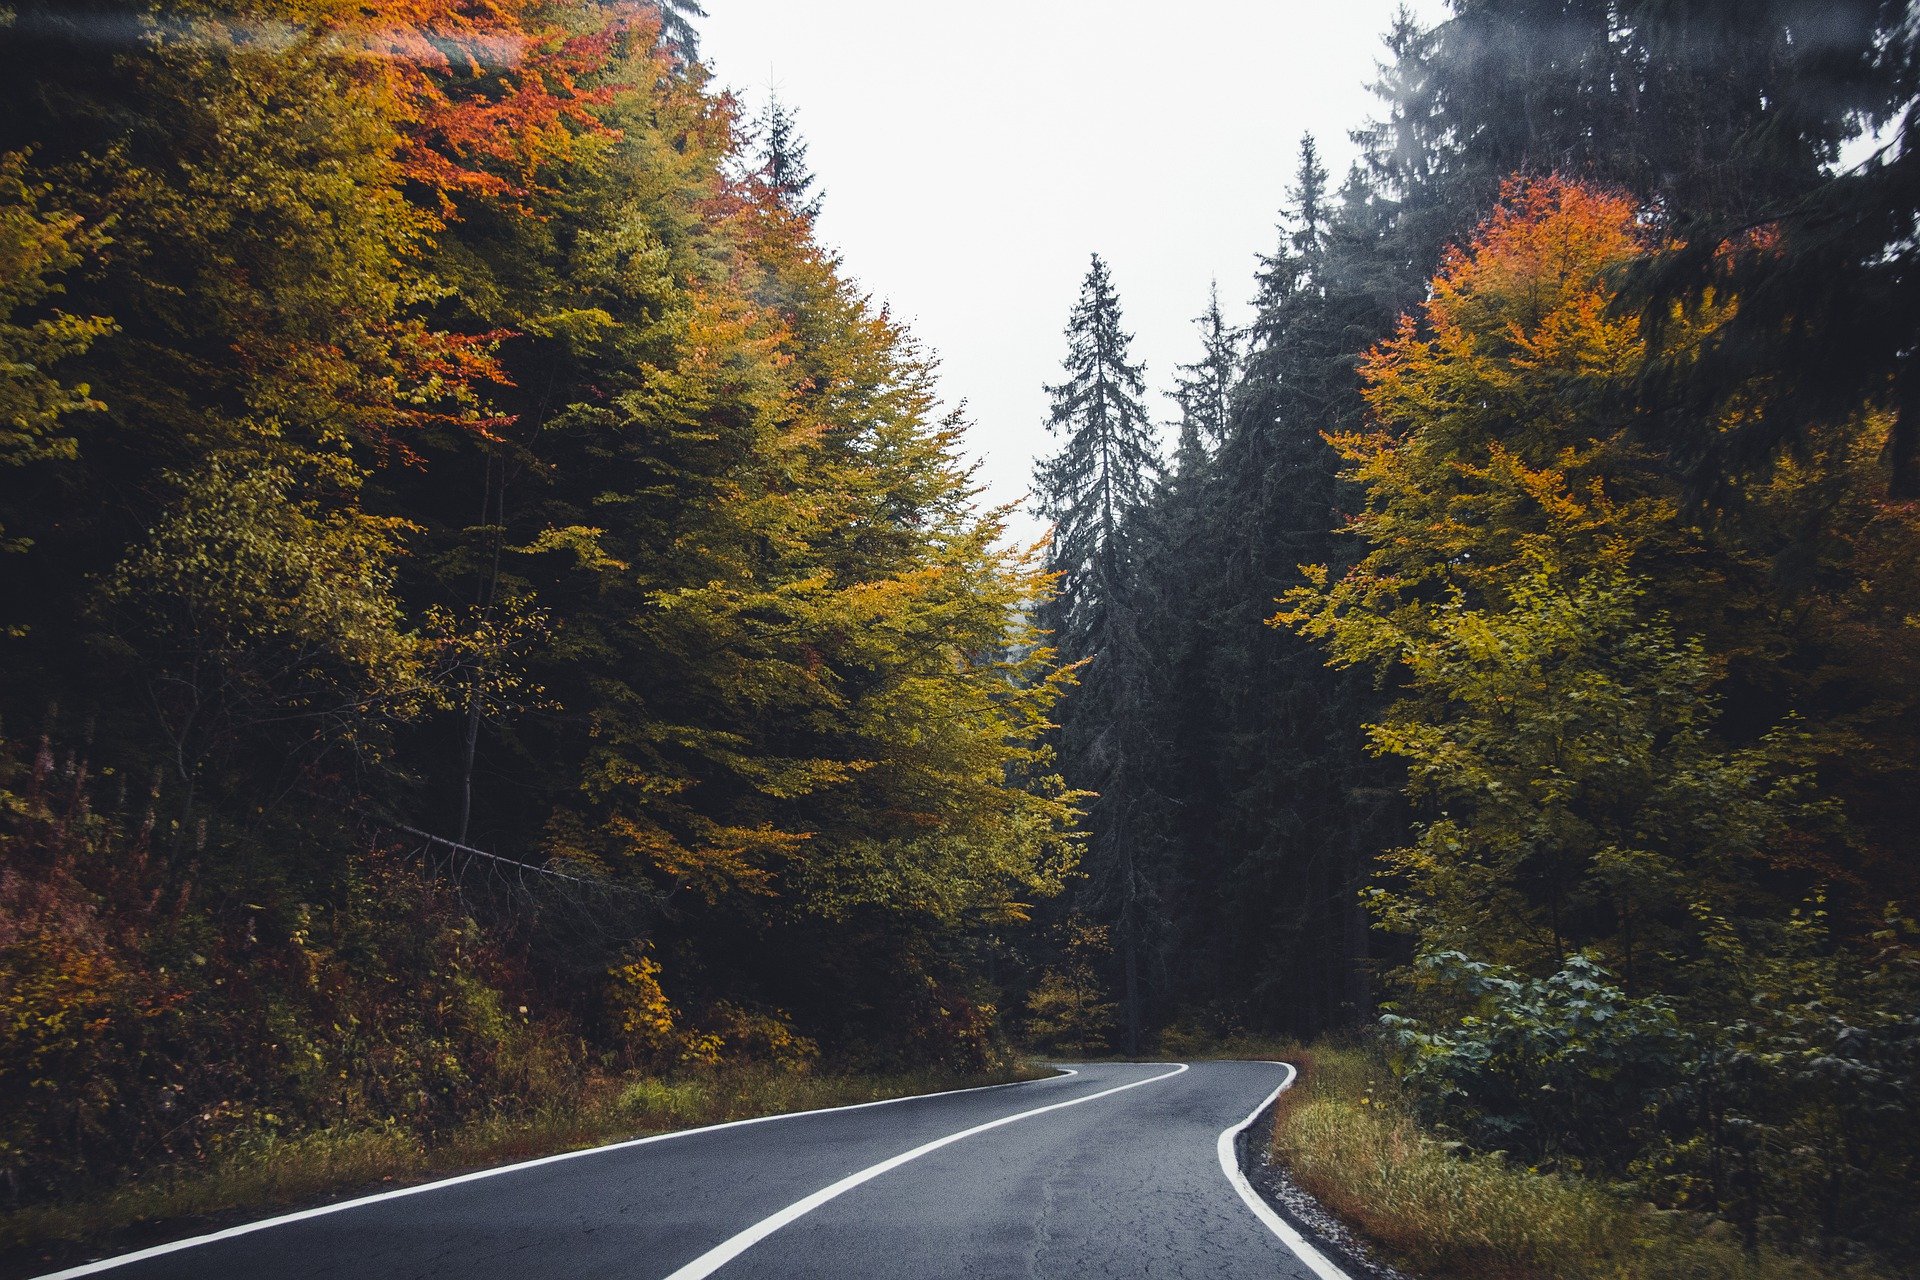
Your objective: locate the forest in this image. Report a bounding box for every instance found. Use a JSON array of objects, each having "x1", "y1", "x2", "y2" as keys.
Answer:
[
  {"x1": 1030, "y1": 0, "x2": 1919, "y2": 1268},
  {"x1": 0, "y1": 0, "x2": 1916, "y2": 1274},
  {"x1": 0, "y1": 0, "x2": 1077, "y2": 1240}
]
